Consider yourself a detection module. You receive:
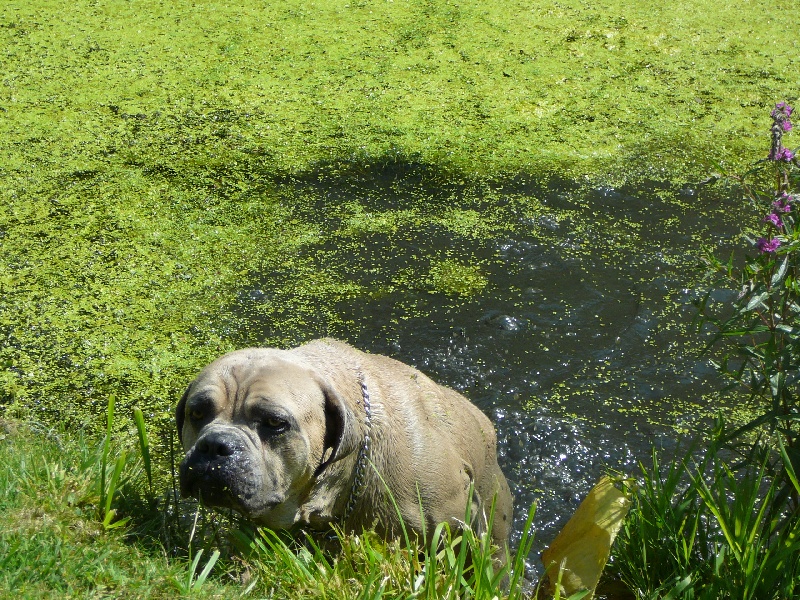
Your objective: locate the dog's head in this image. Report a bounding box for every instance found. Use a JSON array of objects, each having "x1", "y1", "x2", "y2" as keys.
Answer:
[{"x1": 176, "y1": 349, "x2": 359, "y2": 528}]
